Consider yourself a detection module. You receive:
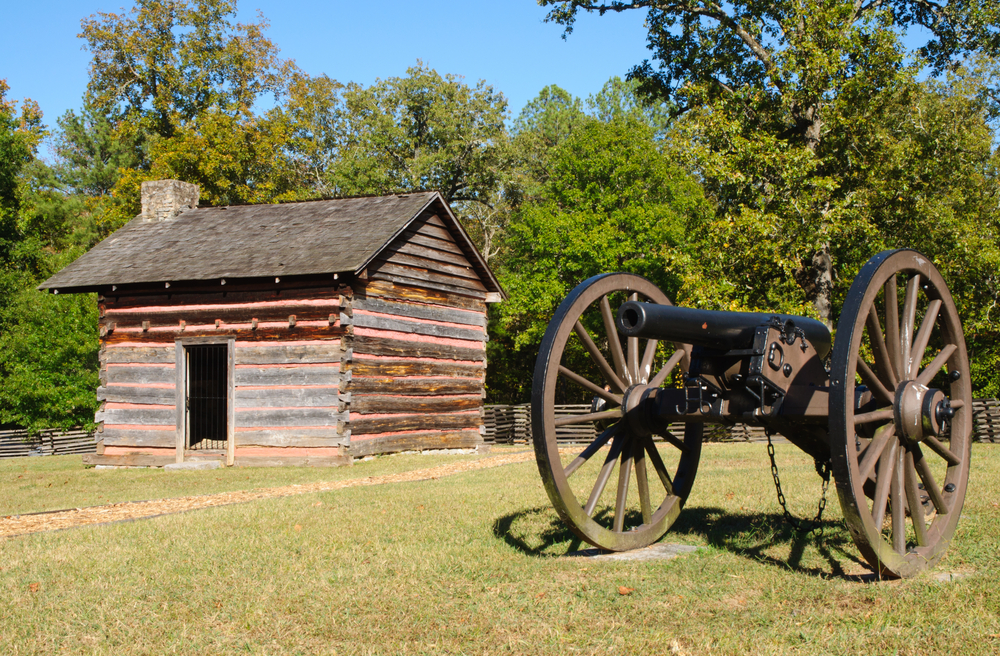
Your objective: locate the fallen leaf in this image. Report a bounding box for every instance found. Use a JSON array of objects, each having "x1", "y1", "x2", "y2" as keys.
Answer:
[
  {"x1": 293, "y1": 524, "x2": 302, "y2": 532},
  {"x1": 618, "y1": 586, "x2": 634, "y2": 596},
  {"x1": 29, "y1": 582, "x2": 40, "y2": 593},
  {"x1": 312, "y1": 502, "x2": 322, "y2": 507}
]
